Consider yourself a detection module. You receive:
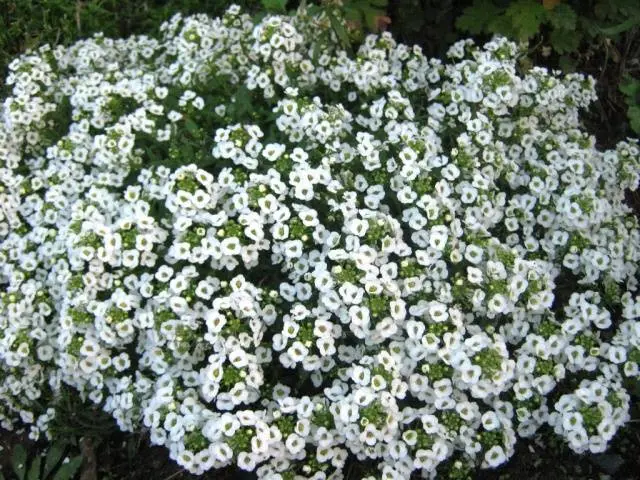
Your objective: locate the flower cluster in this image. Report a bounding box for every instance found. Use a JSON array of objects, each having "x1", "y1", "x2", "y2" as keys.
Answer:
[{"x1": 1, "y1": 4, "x2": 640, "y2": 479}]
